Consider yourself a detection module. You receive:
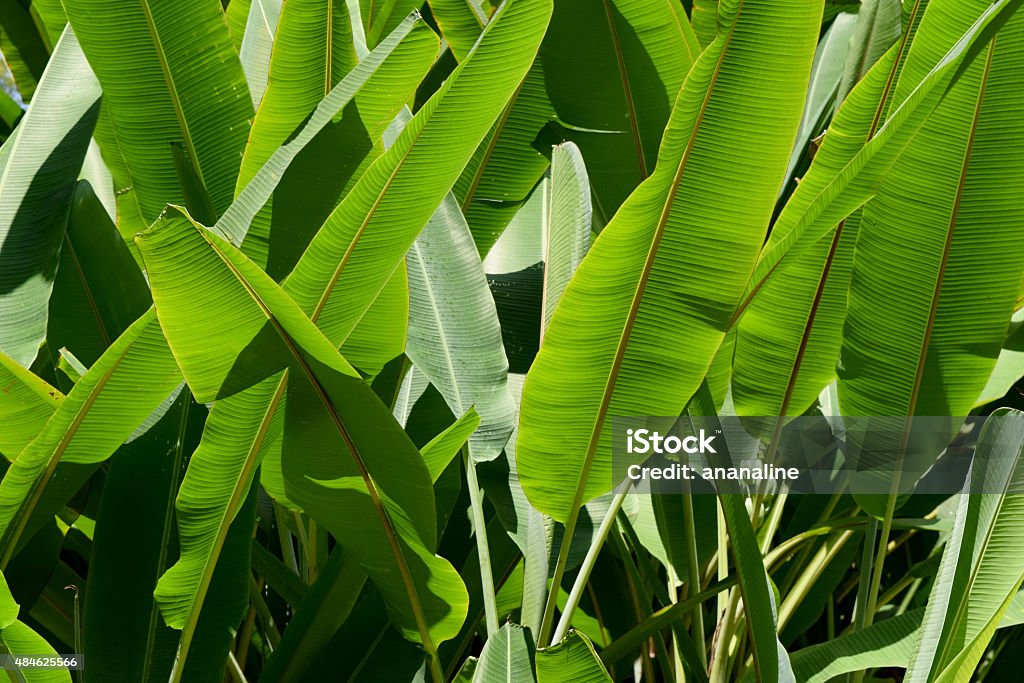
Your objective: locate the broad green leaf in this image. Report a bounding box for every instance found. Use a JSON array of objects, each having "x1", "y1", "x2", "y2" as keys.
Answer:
[
  {"x1": 46, "y1": 181, "x2": 151, "y2": 369},
  {"x1": 137, "y1": 209, "x2": 467, "y2": 651},
  {"x1": 933, "y1": 578, "x2": 1024, "y2": 683},
  {"x1": 421, "y1": 408, "x2": 481, "y2": 481},
  {"x1": 0, "y1": 613, "x2": 72, "y2": 683},
  {"x1": 0, "y1": 353, "x2": 62, "y2": 461},
  {"x1": 62, "y1": 0, "x2": 254, "y2": 223},
  {"x1": 517, "y1": 0, "x2": 822, "y2": 523},
  {"x1": 453, "y1": 656, "x2": 478, "y2": 682},
  {"x1": 906, "y1": 409, "x2": 1024, "y2": 681},
  {"x1": 213, "y1": 12, "x2": 435, "y2": 256},
  {"x1": 0, "y1": 28, "x2": 99, "y2": 367},
  {"x1": 339, "y1": 263, "x2": 409, "y2": 375},
  {"x1": 731, "y1": 12, "x2": 925, "y2": 420},
  {"x1": 360, "y1": 0, "x2": 421, "y2": 50},
  {"x1": 542, "y1": 142, "x2": 591, "y2": 331},
  {"x1": 427, "y1": 0, "x2": 488, "y2": 62},
  {"x1": 238, "y1": 0, "x2": 283, "y2": 108},
  {"x1": 150, "y1": 19, "x2": 442, "y2": 642},
  {"x1": 30, "y1": 0, "x2": 68, "y2": 48},
  {"x1": 785, "y1": 608, "x2": 923, "y2": 682},
  {"x1": 536, "y1": 630, "x2": 611, "y2": 683},
  {"x1": 540, "y1": 0, "x2": 698, "y2": 221},
  {"x1": 234, "y1": 0, "x2": 373, "y2": 272},
  {"x1": 283, "y1": 0, "x2": 552, "y2": 350},
  {"x1": 0, "y1": 571, "x2": 15, "y2": 627},
  {"x1": 177, "y1": 484, "x2": 258, "y2": 683},
  {"x1": 836, "y1": 0, "x2": 903, "y2": 104},
  {"x1": 81, "y1": 392, "x2": 204, "y2": 682},
  {"x1": 781, "y1": 11, "x2": 857, "y2": 188},
  {"x1": 454, "y1": 61, "x2": 553, "y2": 255},
  {"x1": 406, "y1": 194, "x2": 515, "y2": 463},
  {"x1": 258, "y1": 548, "x2": 366, "y2": 683},
  {"x1": 691, "y1": 0, "x2": 718, "y2": 48},
  {"x1": 0, "y1": 87, "x2": 20, "y2": 132},
  {"x1": 975, "y1": 309, "x2": 1024, "y2": 407},
  {"x1": 0, "y1": 0, "x2": 49, "y2": 100},
  {"x1": 259, "y1": 410, "x2": 471, "y2": 682},
  {"x1": 474, "y1": 622, "x2": 535, "y2": 683},
  {"x1": 839, "y1": 4, "x2": 1024, "y2": 419},
  {"x1": 745, "y1": 0, "x2": 1024, "y2": 303},
  {"x1": 225, "y1": 0, "x2": 252, "y2": 50},
  {"x1": 0, "y1": 309, "x2": 182, "y2": 566}
]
